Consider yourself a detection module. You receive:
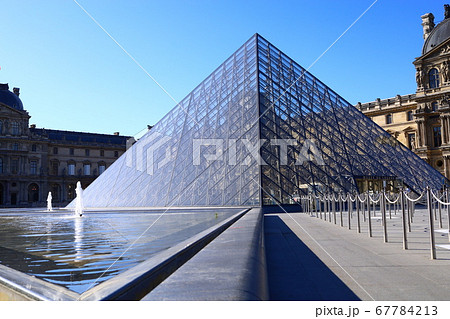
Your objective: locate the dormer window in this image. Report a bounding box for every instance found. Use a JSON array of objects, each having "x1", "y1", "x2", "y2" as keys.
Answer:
[{"x1": 429, "y1": 68, "x2": 440, "y2": 88}]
